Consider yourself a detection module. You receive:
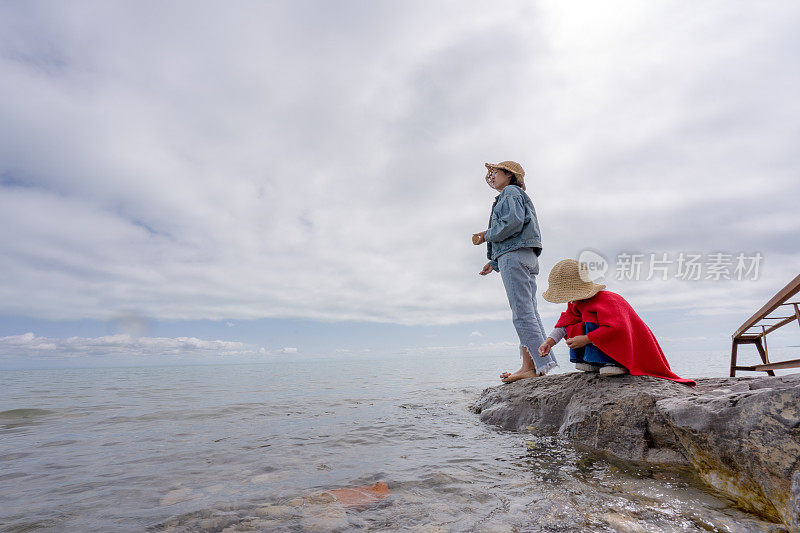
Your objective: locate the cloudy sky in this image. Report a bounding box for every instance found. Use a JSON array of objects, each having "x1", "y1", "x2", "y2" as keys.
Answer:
[{"x1": 1, "y1": 1, "x2": 799, "y2": 369}]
